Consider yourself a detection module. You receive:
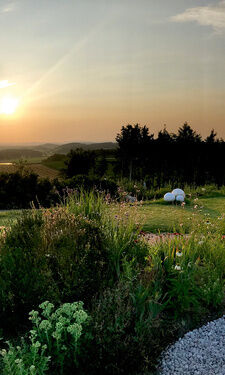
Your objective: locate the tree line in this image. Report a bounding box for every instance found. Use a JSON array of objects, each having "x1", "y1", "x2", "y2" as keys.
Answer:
[
  {"x1": 0, "y1": 122, "x2": 224, "y2": 210},
  {"x1": 63, "y1": 123, "x2": 225, "y2": 187}
]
